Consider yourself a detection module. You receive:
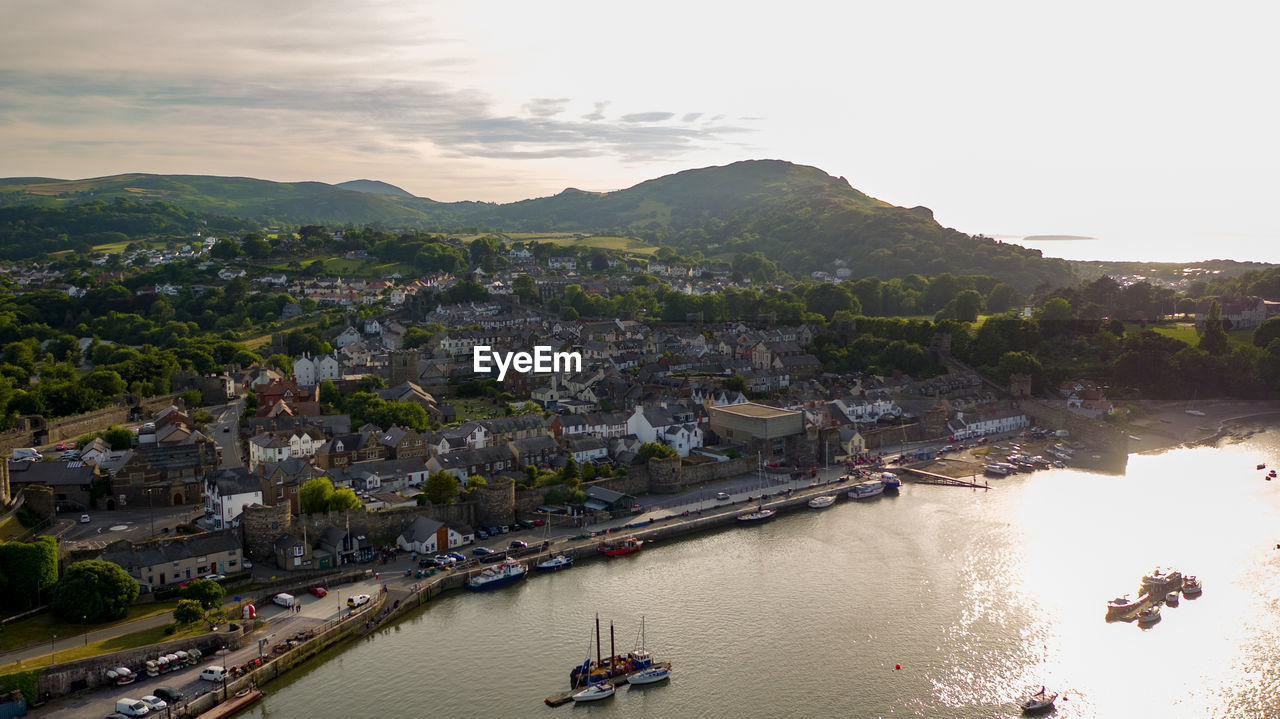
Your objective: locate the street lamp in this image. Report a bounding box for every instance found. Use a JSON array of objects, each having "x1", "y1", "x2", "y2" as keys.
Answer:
[
  {"x1": 82, "y1": 615, "x2": 88, "y2": 646},
  {"x1": 219, "y1": 645, "x2": 229, "y2": 699}
]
